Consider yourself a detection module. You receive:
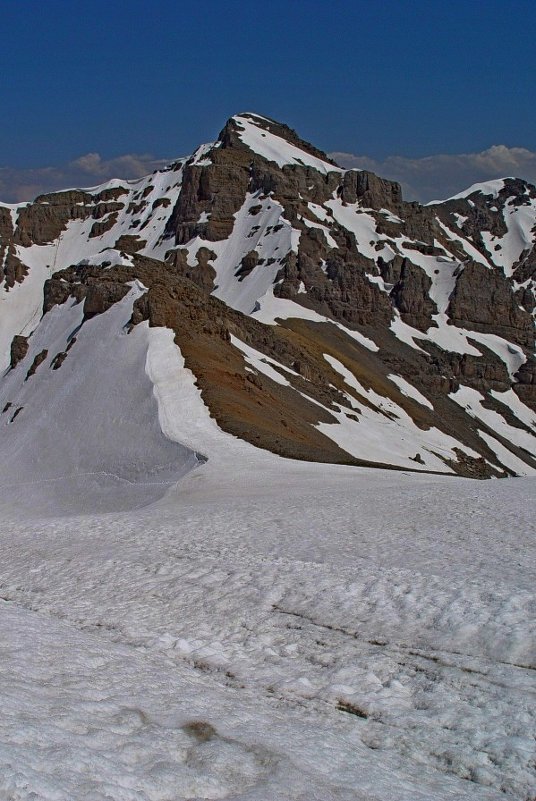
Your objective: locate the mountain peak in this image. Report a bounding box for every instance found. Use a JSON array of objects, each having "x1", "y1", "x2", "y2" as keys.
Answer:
[
  {"x1": 429, "y1": 176, "x2": 536, "y2": 206},
  {"x1": 217, "y1": 112, "x2": 341, "y2": 173},
  {"x1": 1, "y1": 113, "x2": 535, "y2": 482}
]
